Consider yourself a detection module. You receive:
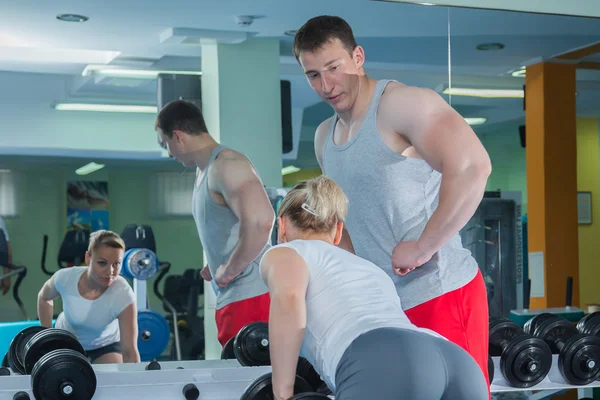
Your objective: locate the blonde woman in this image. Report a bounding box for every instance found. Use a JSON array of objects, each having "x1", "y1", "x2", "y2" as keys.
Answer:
[
  {"x1": 37, "y1": 230, "x2": 140, "y2": 364},
  {"x1": 260, "y1": 176, "x2": 487, "y2": 400}
]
